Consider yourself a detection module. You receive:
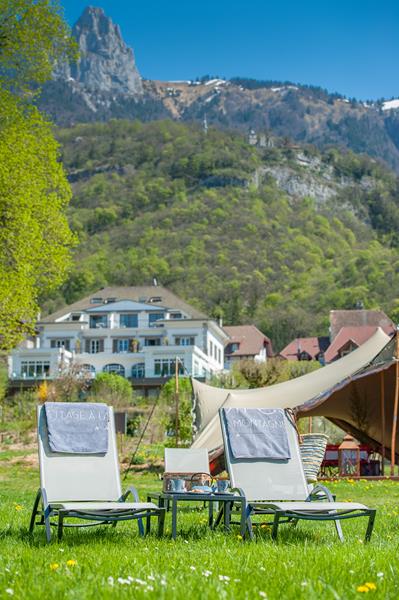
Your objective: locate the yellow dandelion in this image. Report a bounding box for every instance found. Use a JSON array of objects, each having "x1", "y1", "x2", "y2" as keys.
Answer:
[
  {"x1": 50, "y1": 563, "x2": 60, "y2": 571},
  {"x1": 356, "y1": 585, "x2": 370, "y2": 593},
  {"x1": 261, "y1": 524, "x2": 270, "y2": 530},
  {"x1": 237, "y1": 534, "x2": 243, "y2": 540},
  {"x1": 365, "y1": 583, "x2": 377, "y2": 591},
  {"x1": 66, "y1": 560, "x2": 77, "y2": 567},
  {"x1": 14, "y1": 504, "x2": 23, "y2": 511}
]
